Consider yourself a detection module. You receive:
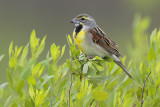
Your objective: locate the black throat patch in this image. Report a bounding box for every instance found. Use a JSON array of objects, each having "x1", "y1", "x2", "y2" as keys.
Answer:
[{"x1": 75, "y1": 24, "x2": 83, "y2": 38}]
